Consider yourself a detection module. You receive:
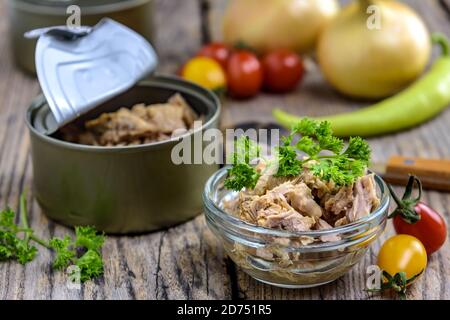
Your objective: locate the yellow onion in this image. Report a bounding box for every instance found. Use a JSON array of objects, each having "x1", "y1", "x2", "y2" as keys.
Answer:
[
  {"x1": 318, "y1": 0, "x2": 431, "y2": 99},
  {"x1": 223, "y1": 0, "x2": 340, "y2": 54}
]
